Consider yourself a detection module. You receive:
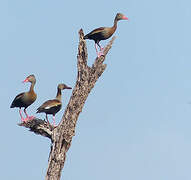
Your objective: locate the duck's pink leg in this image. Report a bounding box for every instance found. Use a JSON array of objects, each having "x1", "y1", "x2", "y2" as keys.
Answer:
[
  {"x1": 97, "y1": 43, "x2": 104, "y2": 57},
  {"x1": 19, "y1": 109, "x2": 25, "y2": 122},
  {"x1": 98, "y1": 51, "x2": 104, "y2": 57},
  {"x1": 95, "y1": 43, "x2": 100, "y2": 57},
  {"x1": 52, "y1": 115, "x2": 56, "y2": 127},
  {"x1": 100, "y1": 47, "x2": 104, "y2": 51},
  {"x1": 24, "y1": 108, "x2": 29, "y2": 121},
  {"x1": 98, "y1": 43, "x2": 104, "y2": 51},
  {"x1": 24, "y1": 108, "x2": 35, "y2": 121},
  {"x1": 46, "y1": 114, "x2": 50, "y2": 125}
]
